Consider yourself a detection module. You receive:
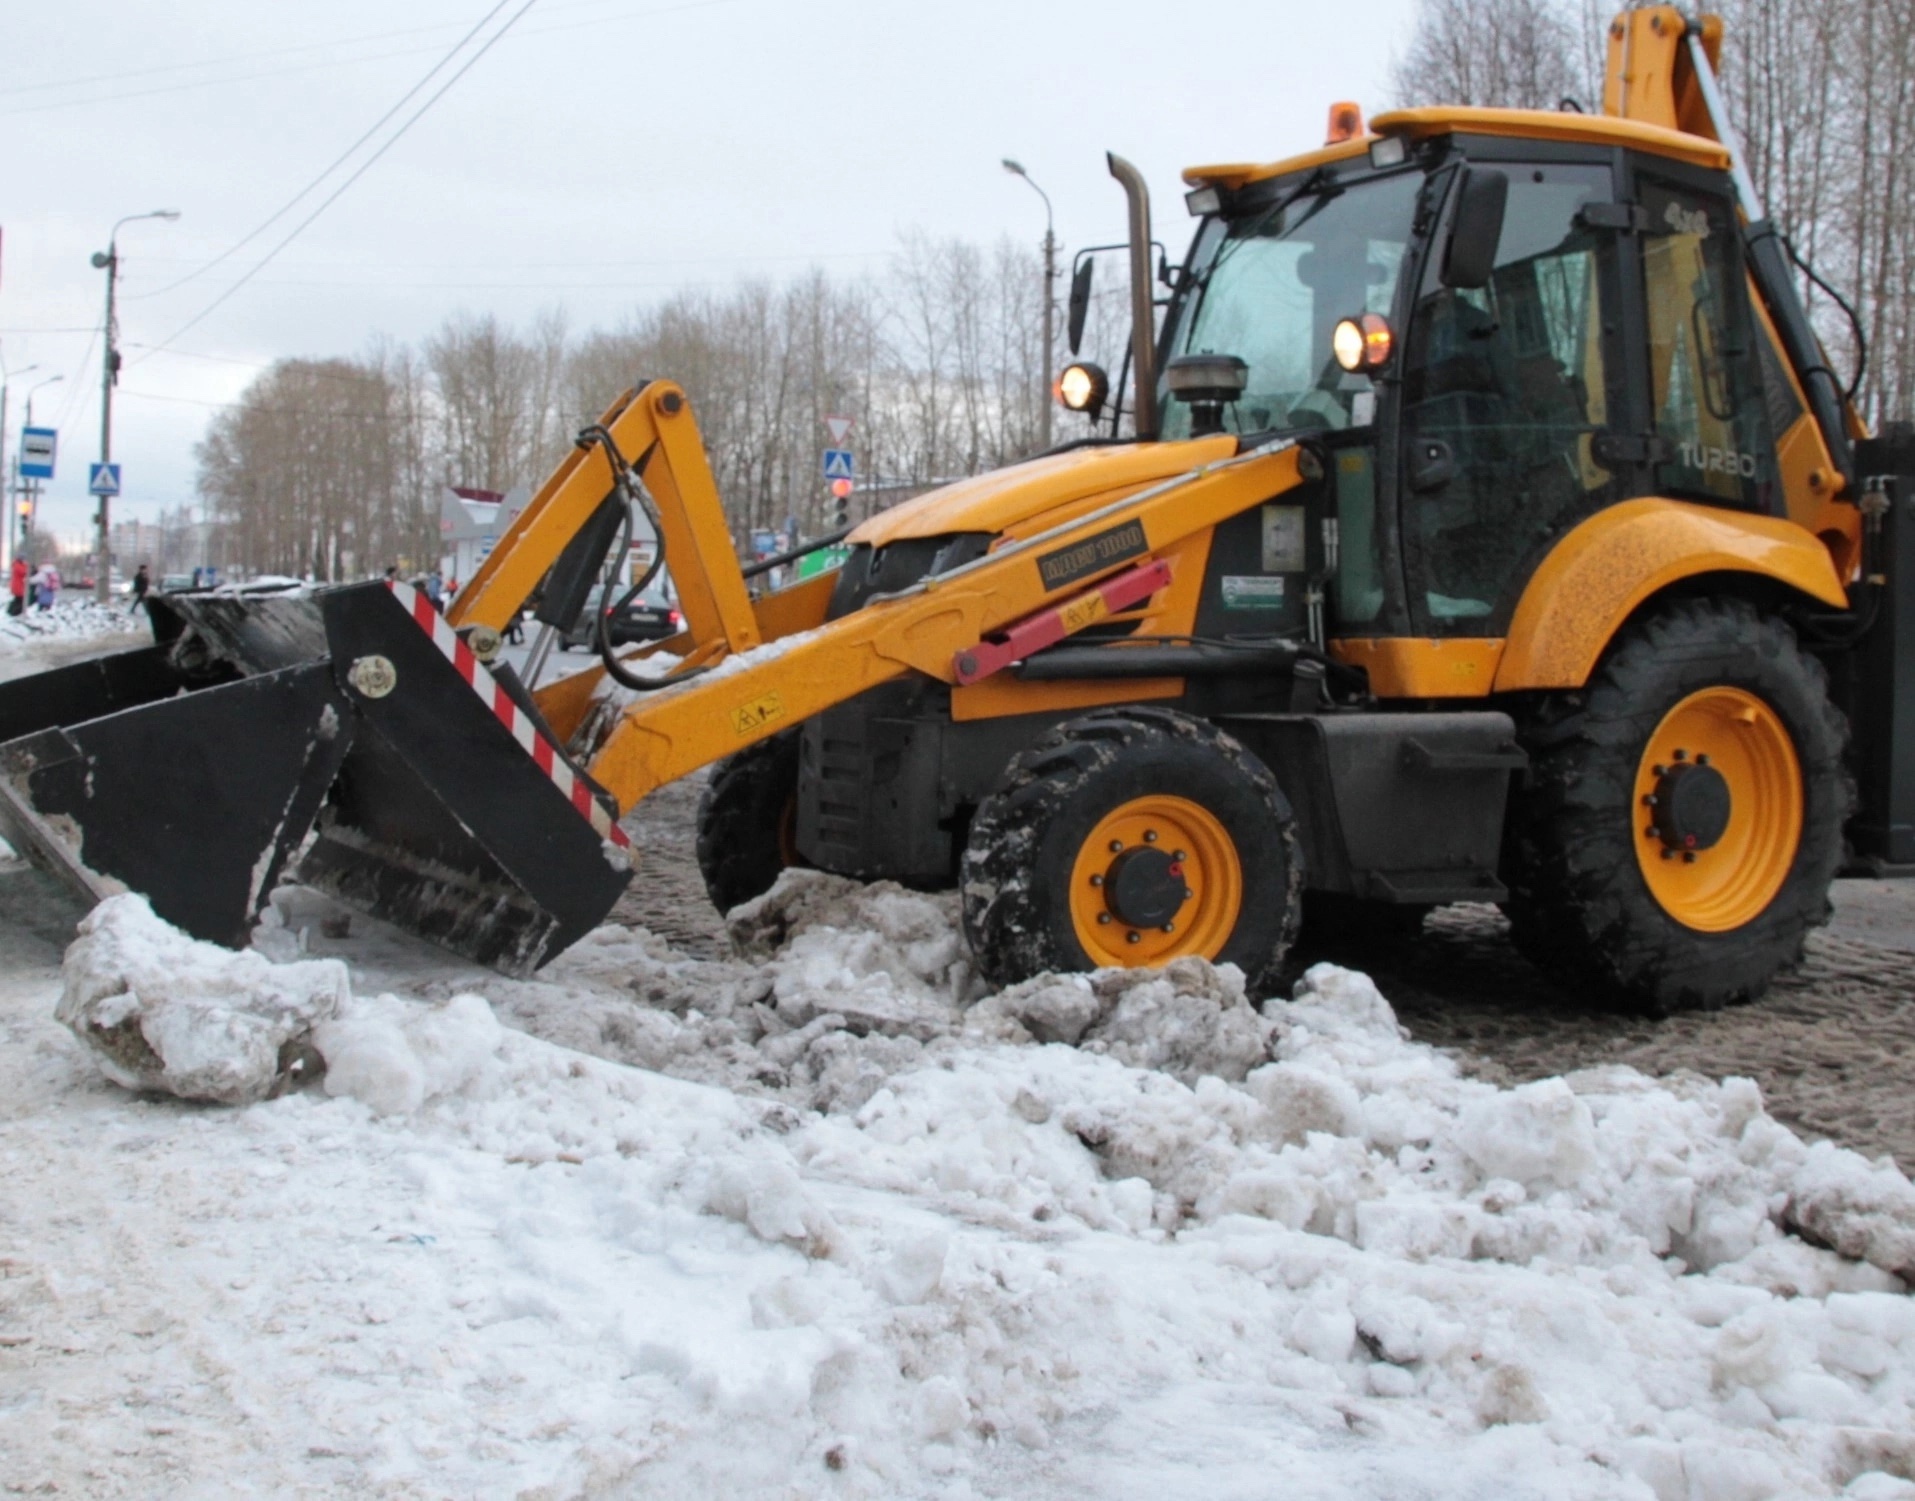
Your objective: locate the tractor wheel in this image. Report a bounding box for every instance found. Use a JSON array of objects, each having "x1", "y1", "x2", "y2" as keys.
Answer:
[
  {"x1": 1505, "y1": 598, "x2": 1850, "y2": 1014},
  {"x1": 695, "y1": 730, "x2": 803, "y2": 915},
  {"x1": 961, "y1": 706, "x2": 1303, "y2": 990}
]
